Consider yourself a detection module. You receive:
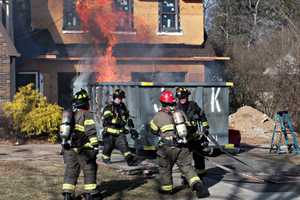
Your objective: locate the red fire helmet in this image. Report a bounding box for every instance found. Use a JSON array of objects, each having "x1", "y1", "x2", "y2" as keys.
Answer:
[{"x1": 160, "y1": 90, "x2": 176, "y2": 104}]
